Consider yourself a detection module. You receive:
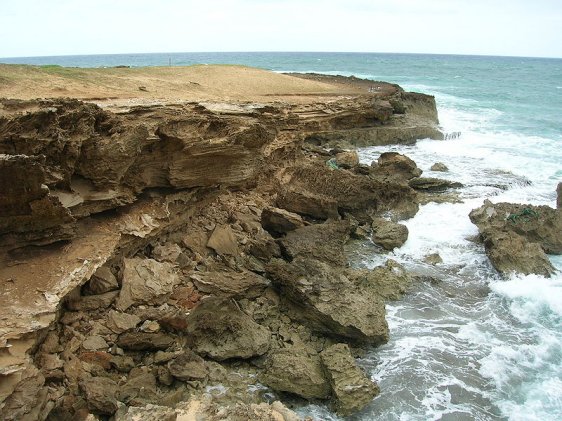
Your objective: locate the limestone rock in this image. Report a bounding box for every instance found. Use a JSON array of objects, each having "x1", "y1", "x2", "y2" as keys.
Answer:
[
  {"x1": 82, "y1": 335, "x2": 108, "y2": 351},
  {"x1": 347, "y1": 259, "x2": 413, "y2": 301},
  {"x1": 185, "y1": 298, "x2": 271, "y2": 360},
  {"x1": 372, "y1": 152, "x2": 422, "y2": 181},
  {"x1": 117, "y1": 332, "x2": 175, "y2": 351},
  {"x1": 116, "y1": 258, "x2": 180, "y2": 311},
  {"x1": 261, "y1": 207, "x2": 305, "y2": 234},
  {"x1": 278, "y1": 220, "x2": 350, "y2": 265},
  {"x1": 67, "y1": 291, "x2": 119, "y2": 311},
  {"x1": 430, "y1": 162, "x2": 449, "y2": 172},
  {"x1": 80, "y1": 376, "x2": 118, "y2": 415},
  {"x1": 335, "y1": 150, "x2": 359, "y2": 168},
  {"x1": 409, "y1": 177, "x2": 463, "y2": 192},
  {"x1": 152, "y1": 243, "x2": 182, "y2": 263},
  {"x1": 168, "y1": 349, "x2": 209, "y2": 381},
  {"x1": 85, "y1": 266, "x2": 119, "y2": 295},
  {"x1": 260, "y1": 347, "x2": 330, "y2": 399},
  {"x1": 277, "y1": 188, "x2": 339, "y2": 220},
  {"x1": 267, "y1": 257, "x2": 389, "y2": 344},
  {"x1": 106, "y1": 310, "x2": 141, "y2": 334},
  {"x1": 207, "y1": 225, "x2": 239, "y2": 256},
  {"x1": 371, "y1": 218, "x2": 409, "y2": 250},
  {"x1": 320, "y1": 343, "x2": 379, "y2": 416},
  {"x1": 190, "y1": 270, "x2": 269, "y2": 299}
]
